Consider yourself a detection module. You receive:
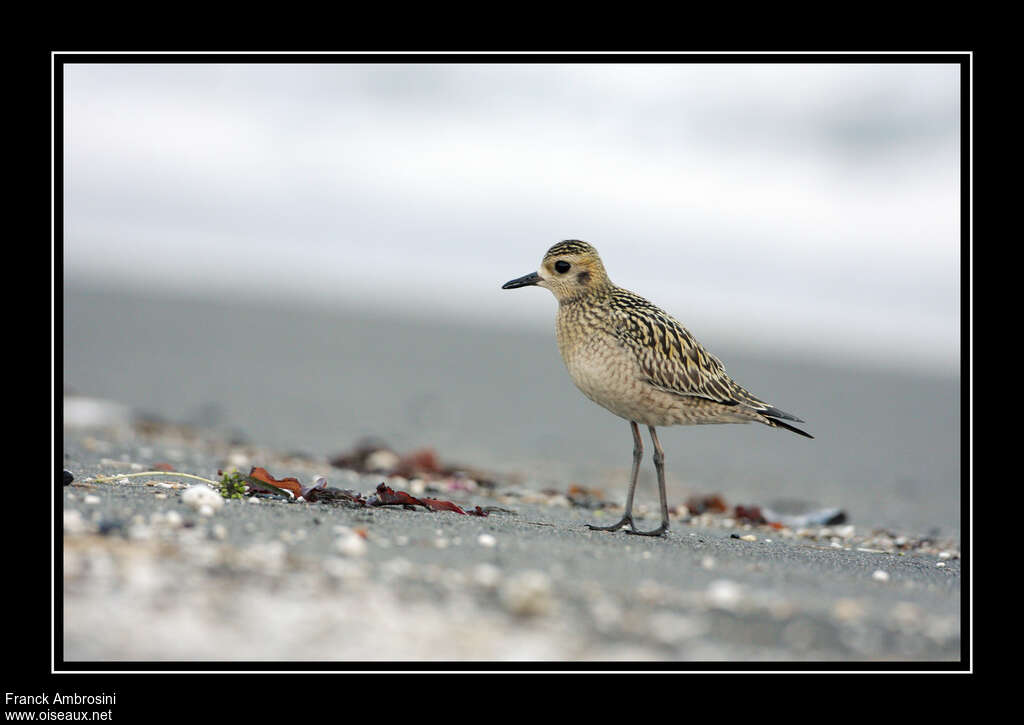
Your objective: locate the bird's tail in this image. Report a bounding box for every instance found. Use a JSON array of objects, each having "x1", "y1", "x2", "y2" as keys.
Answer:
[{"x1": 761, "y1": 405, "x2": 814, "y2": 439}]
